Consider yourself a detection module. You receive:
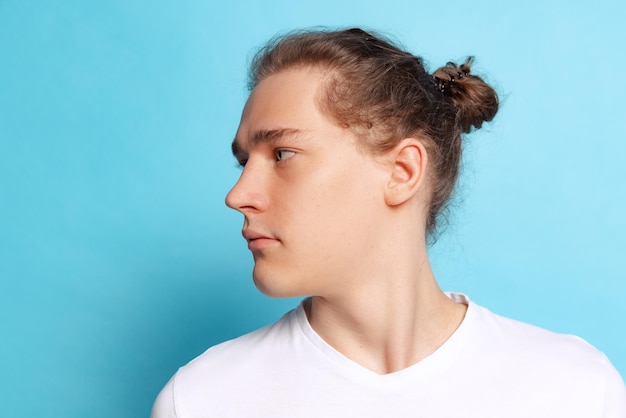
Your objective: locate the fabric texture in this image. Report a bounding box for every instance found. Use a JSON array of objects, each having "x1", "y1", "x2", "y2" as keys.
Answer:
[{"x1": 151, "y1": 294, "x2": 626, "y2": 418}]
